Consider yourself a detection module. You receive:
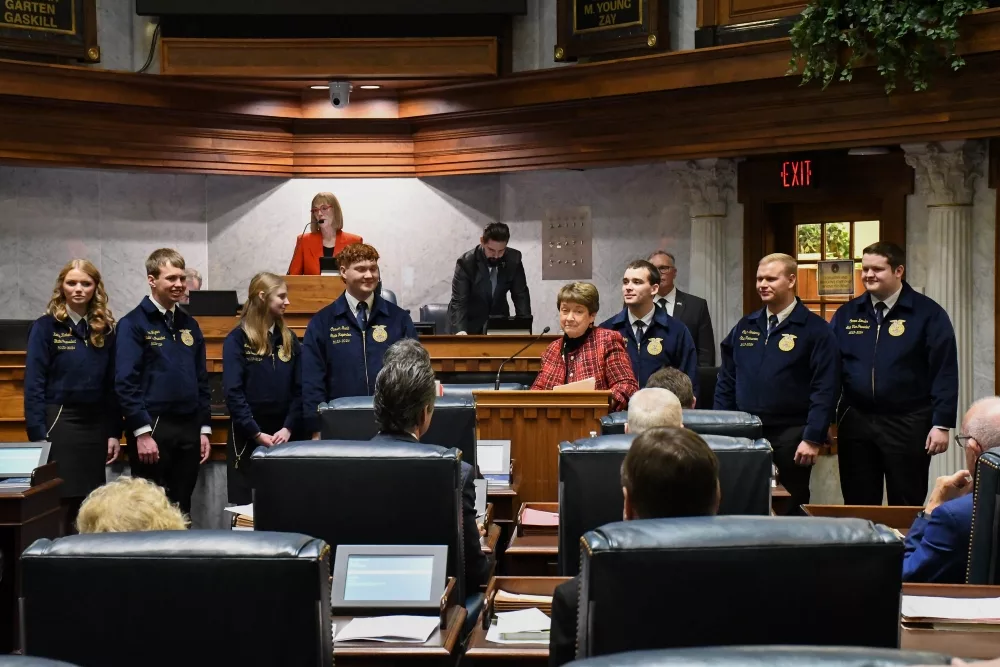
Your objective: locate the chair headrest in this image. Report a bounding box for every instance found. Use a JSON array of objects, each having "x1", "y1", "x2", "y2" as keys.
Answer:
[
  {"x1": 584, "y1": 516, "x2": 898, "y2": 553},
  {"x1": 564, "y1": 646, "x2": 952, "y2": 667},
  {"x1": 325, "y1": 395, "x2": 474, "y2": 410},
  {"x1": 22, "y1": 530, "x2": 326, "y2": 560},
  {"x1": 560, "y1": 433, "x2": 771, "y2": 457},
  {"x1": 252, "y1": 439, "x2": 459, "y2": 462},
  {"x1": 441, "y1": 383, "x2": 527, "y2": 395}
]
